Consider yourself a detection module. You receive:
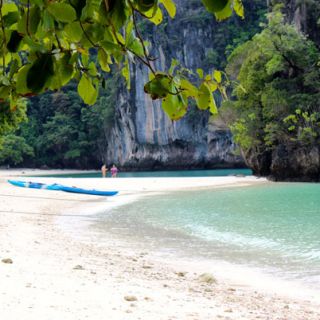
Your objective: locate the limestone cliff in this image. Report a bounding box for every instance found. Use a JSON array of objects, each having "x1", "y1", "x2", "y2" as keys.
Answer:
[{"x1": 101, "y1": 1, "x2": 255, "y2": 169}]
